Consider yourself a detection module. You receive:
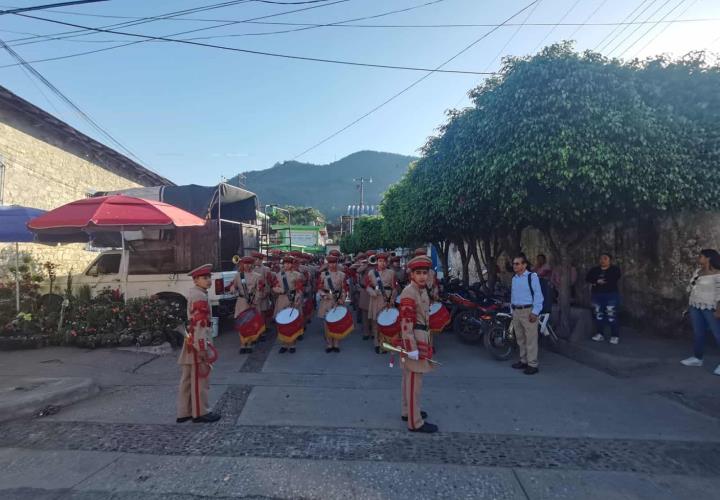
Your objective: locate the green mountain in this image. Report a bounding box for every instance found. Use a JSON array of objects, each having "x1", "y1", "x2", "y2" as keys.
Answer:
[{"x1": 230, "y1": 151, "x2": 417, "y2": 221}]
